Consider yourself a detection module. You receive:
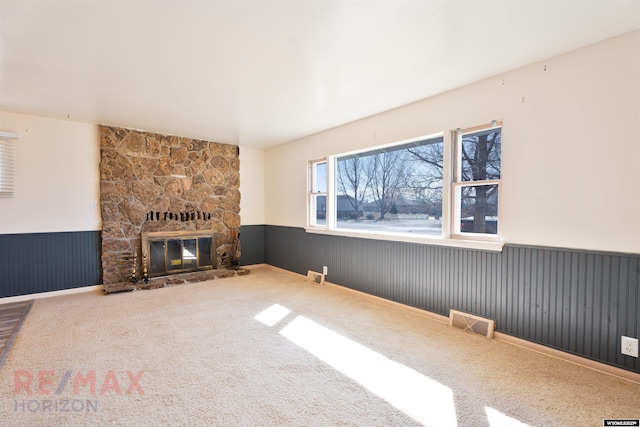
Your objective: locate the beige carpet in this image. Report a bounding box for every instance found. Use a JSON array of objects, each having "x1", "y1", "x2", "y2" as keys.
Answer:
[{"x1": 0, "y1": 266, "x2": 638, "y2": 426}]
